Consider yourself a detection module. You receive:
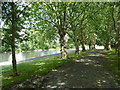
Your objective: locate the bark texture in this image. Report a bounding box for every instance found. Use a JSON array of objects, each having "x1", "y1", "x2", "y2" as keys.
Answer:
[
  {"x1": 74, "y1": 39, "x2": 79, "y2": 54},
  {"x1": 80, "y1": 40, "x2": 86, "y2": 51},
  {"x1": 80, "y1": 27, "x2": 86, "y2": 51},
  {"x1": 59, "y1": 29, "x2": 68, "y2": 59},
  {"x1": 104, "y1": 40, "x2": 111, "y2": 50},
  {"x1": 89, "y1": 40, "x2": 95, "y2": 50},
  {"x1": 117, "y1": 11, "x2": 120, "y2": 57},
  {"x1": 11, "y1": 2, "x2": 18, "y2": 76}
]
